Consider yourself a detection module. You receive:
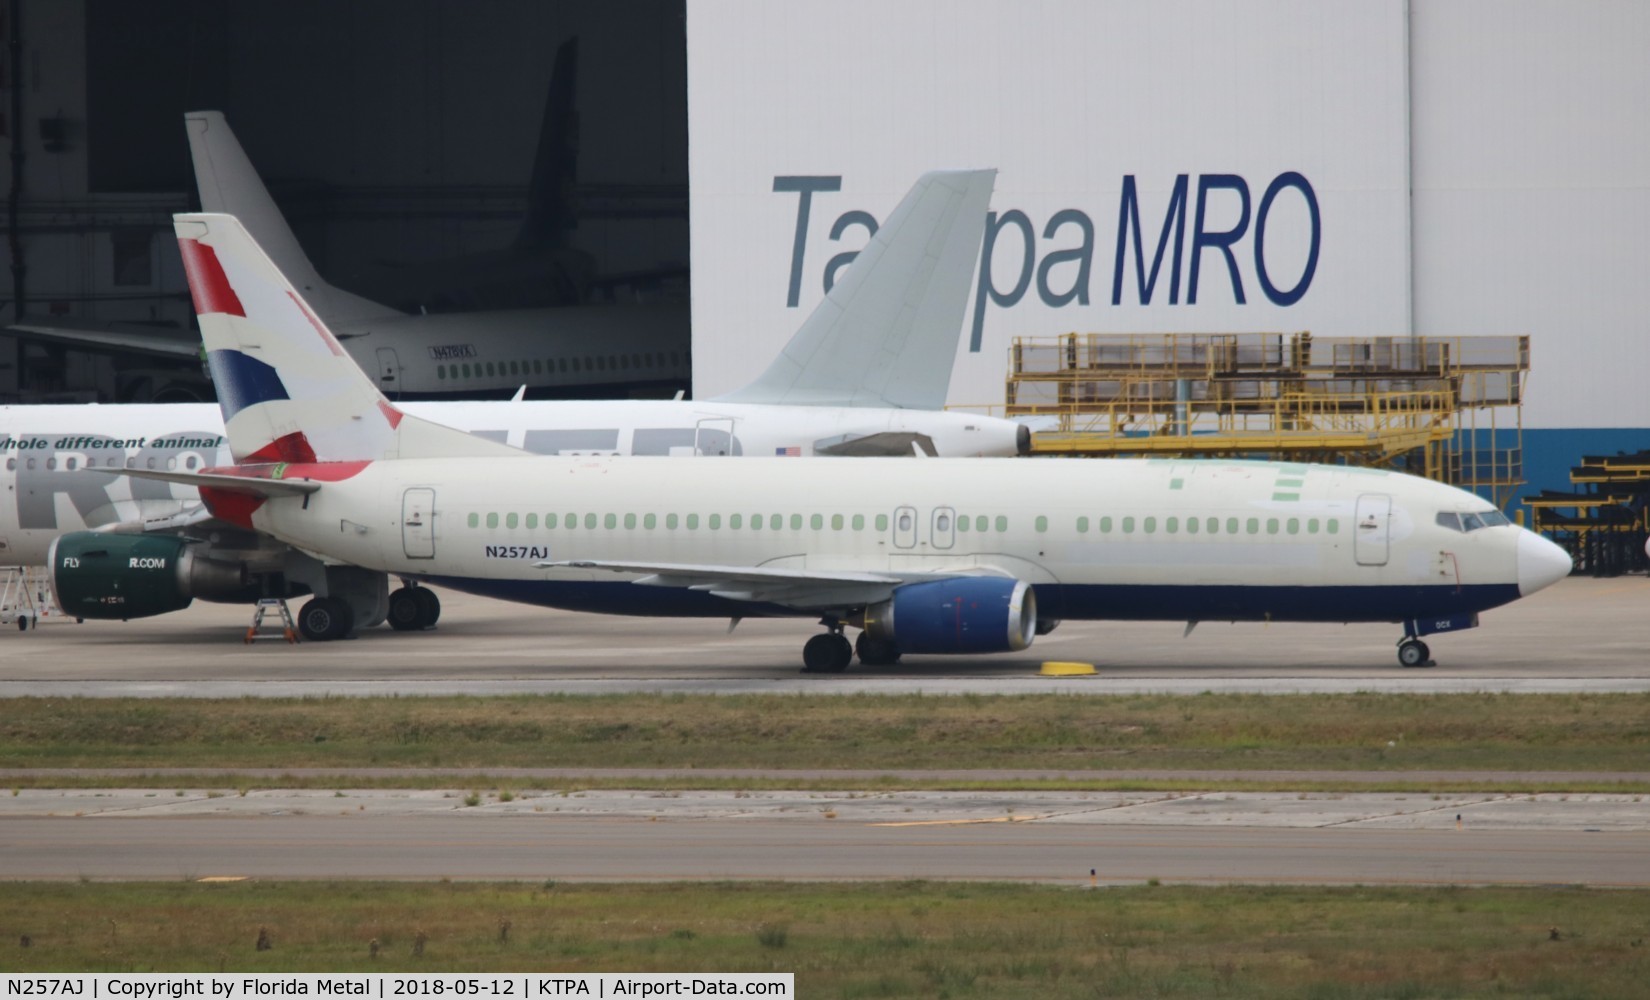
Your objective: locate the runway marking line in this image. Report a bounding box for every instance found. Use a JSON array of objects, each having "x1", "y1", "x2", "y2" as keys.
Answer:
[{"x1": 872, "y1": 815, "x2": 1050, "y2": 827}]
